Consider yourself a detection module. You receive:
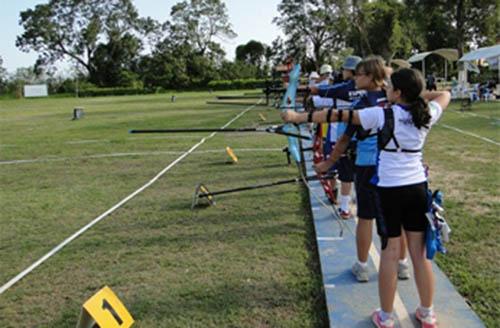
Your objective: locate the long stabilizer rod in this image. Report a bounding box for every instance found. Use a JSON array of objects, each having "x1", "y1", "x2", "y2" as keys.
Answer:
[
  {"x1": 198, "y1": 174, "x2": 334, "y2": 198},
  {"x1": 129, "y1": 126, "x2": 311, "y2": 140}
]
